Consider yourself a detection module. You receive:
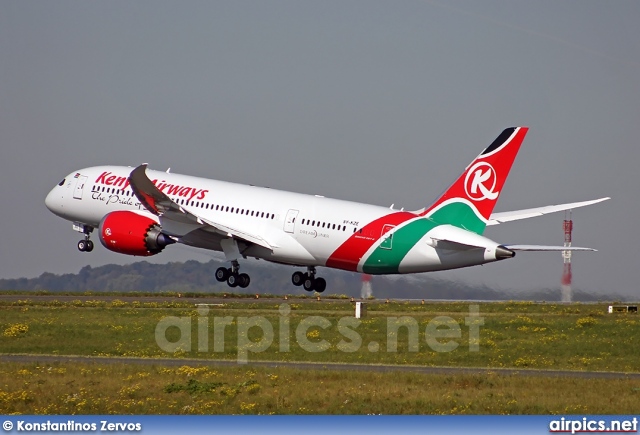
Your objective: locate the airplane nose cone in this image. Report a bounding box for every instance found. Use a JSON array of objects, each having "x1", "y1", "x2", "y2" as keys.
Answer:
[
  {"x1": 45, "y1": 187, "x2": 63, "y2": 216},
  {"x1": 45, "y1": 188, "x2": 55, "y2": 211}
]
